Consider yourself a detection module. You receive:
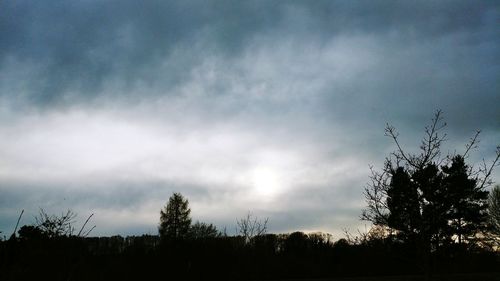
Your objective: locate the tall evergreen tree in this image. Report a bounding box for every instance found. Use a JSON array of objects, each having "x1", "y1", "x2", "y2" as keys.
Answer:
[
  {"x1": 442, "y1": 155, "x2": 488, "y2": 245},
  {"x1": 386, "y1": 167, "x2": 421, "y2": 241},
  {"x1": 362, "y1": 111, "x2": 499, "y2": 250},
  {"x1": 159, "y1": 193, "x2": 192, "y2": 240}
]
